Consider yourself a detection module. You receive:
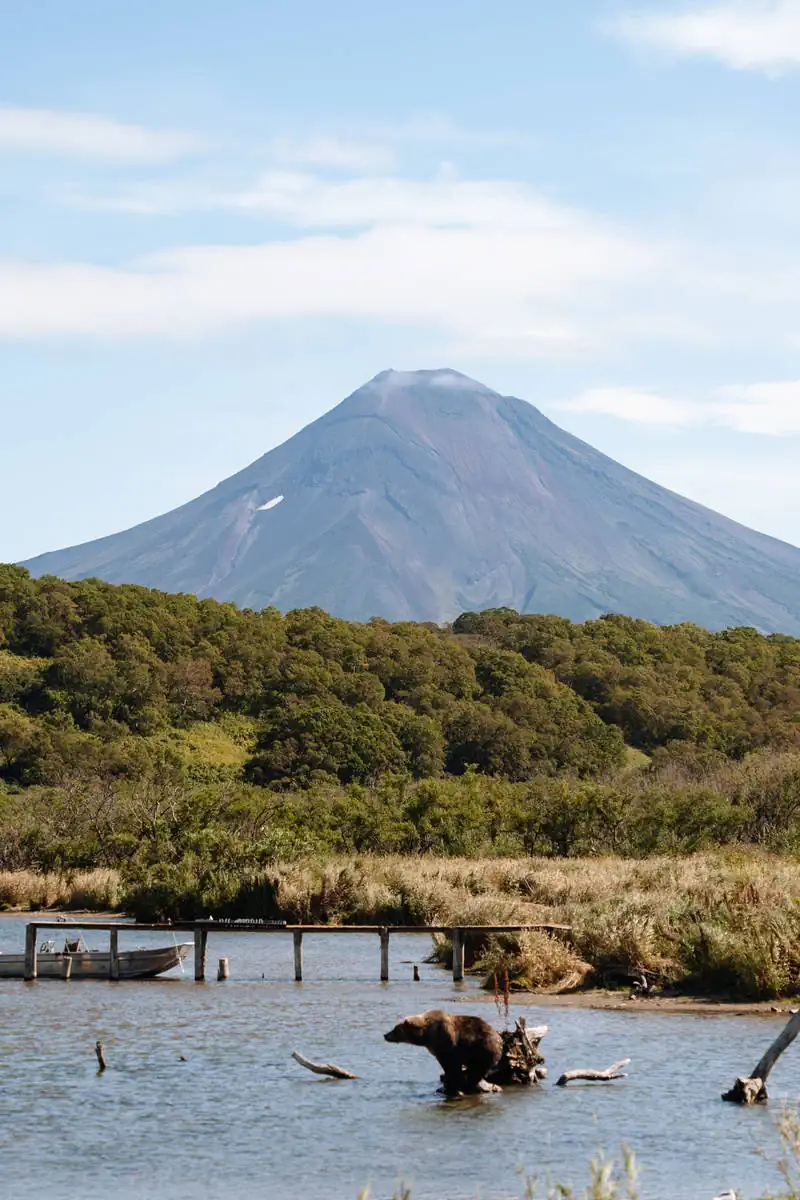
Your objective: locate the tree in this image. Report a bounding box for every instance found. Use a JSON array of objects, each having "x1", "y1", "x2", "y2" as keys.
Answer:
[
  {"x1": 245, "y1": 697, "x2": 406, "y2": 787},
  {"x1": 165, "y1": 658, "x2": 221, "y2": 724}
]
